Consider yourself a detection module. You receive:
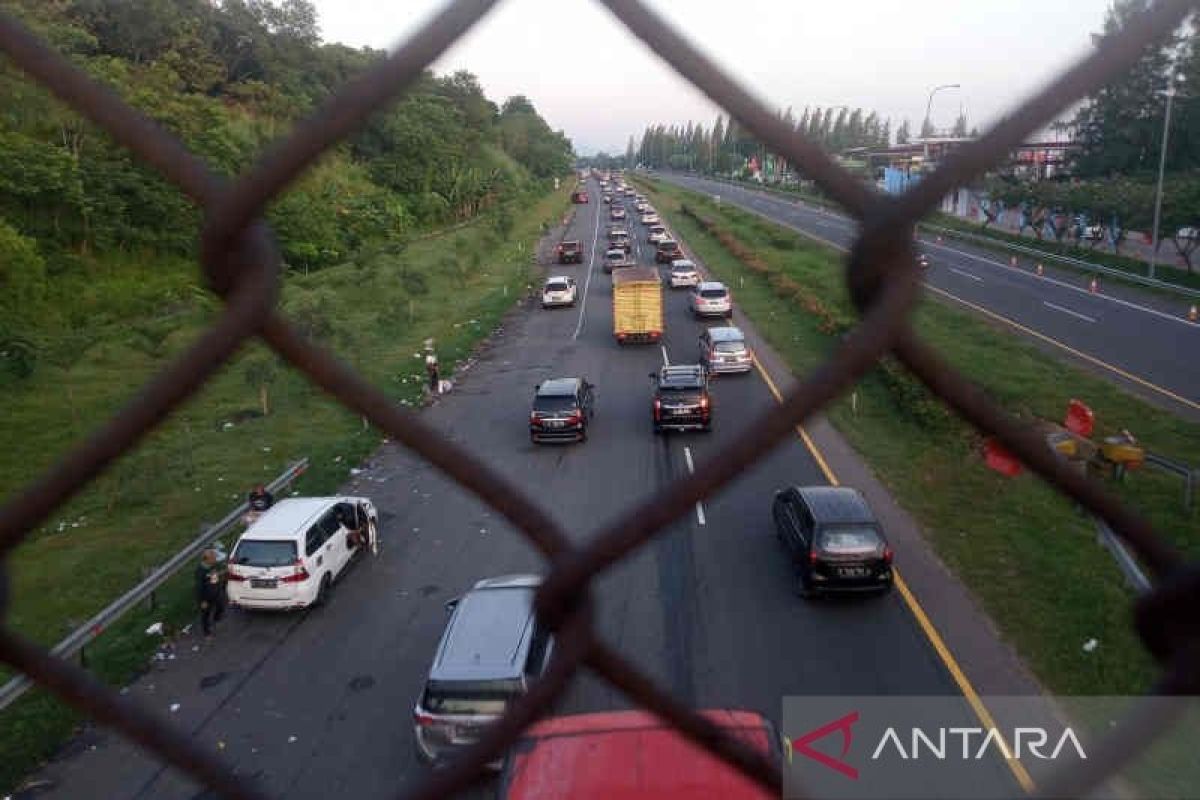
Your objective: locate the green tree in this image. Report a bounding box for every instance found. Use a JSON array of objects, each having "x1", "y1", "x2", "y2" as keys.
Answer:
[{"x1": 1072, "y1": 0, "x2": 1181, "y2": 176}]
